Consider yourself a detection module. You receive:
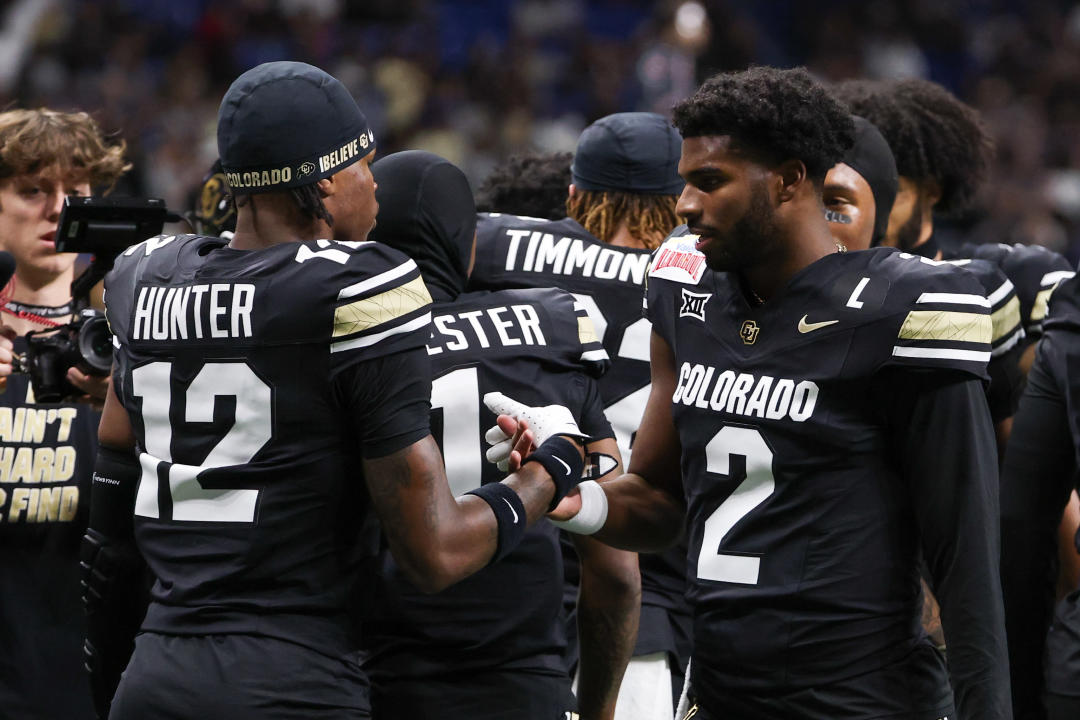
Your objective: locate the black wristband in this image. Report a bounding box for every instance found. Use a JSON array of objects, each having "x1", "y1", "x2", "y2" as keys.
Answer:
[
  {"x1": 522, "y1": 435, "x2": 585, "y2": 511},
  {"x1": 466, "y1": 482, "x2": 528, "y2": 566}
]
